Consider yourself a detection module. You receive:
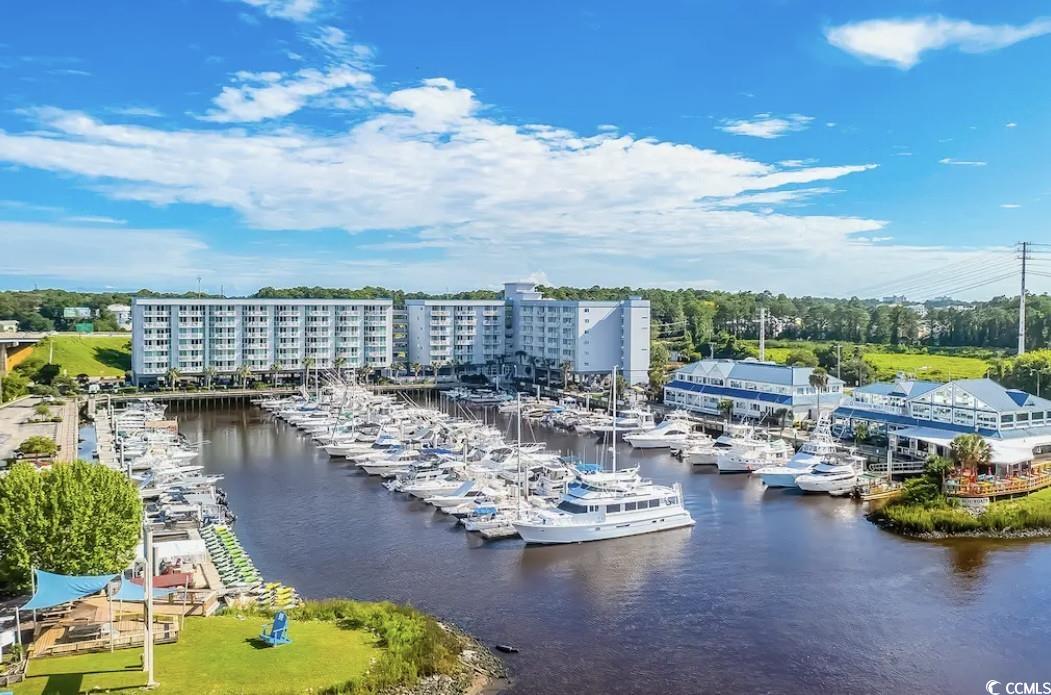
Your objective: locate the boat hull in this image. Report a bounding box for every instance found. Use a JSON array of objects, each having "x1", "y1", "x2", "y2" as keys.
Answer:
[
  {"x1": 513, "y1": 511, "x2": 695, "y2": 544},
  {"x1": 757, "y1": 471, "x2": 805, "y2": 488}
]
